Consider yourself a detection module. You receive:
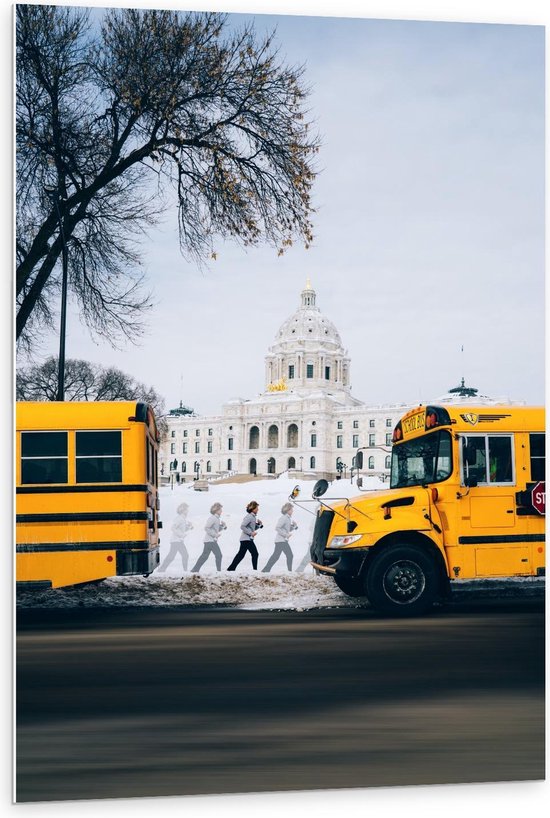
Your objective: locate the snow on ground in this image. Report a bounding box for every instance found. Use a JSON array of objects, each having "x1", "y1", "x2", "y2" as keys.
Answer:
[{"x1": 16, "y1": 474, "x2": 545, "y2": 609}]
